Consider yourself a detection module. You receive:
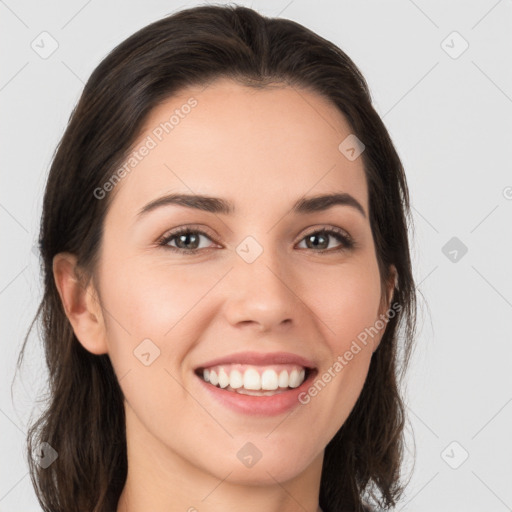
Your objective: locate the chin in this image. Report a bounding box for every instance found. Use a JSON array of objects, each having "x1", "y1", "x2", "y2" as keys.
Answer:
[{"x1": 205, "y1": 447, "x2": 317, "y2": 485}]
